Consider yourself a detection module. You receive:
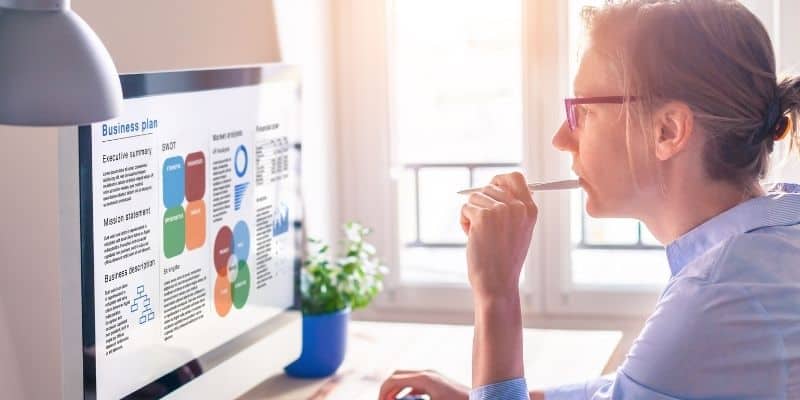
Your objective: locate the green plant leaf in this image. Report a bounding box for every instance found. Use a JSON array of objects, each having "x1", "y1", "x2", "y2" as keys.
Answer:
[{"x1": 299, "y1": 221, "x2": 388, "y2": 315}]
